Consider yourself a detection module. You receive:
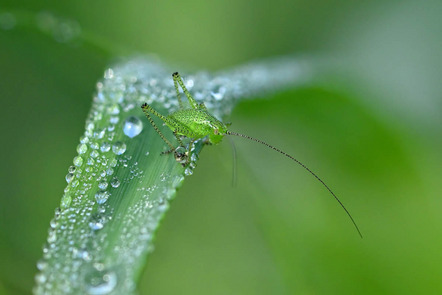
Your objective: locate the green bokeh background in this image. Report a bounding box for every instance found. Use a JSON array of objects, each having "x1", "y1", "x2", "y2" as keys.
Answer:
[{"x1": 1, "y1": 1, "x2": 441, "y2": 294}]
